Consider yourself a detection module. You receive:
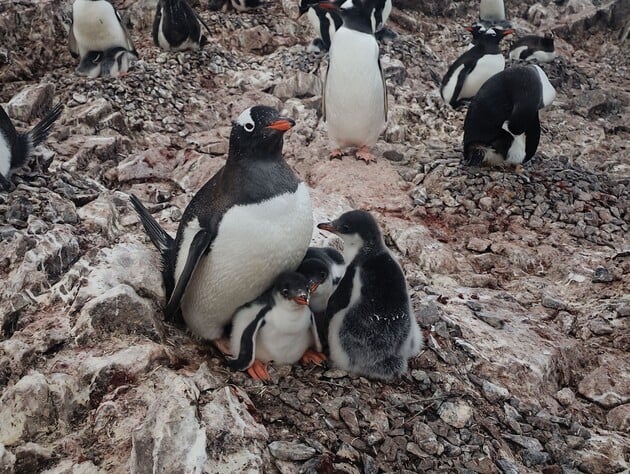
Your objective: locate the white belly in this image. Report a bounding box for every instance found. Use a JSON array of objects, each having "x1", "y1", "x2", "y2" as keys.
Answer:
[
  {"x1": 0, "y1": 133, "x2": 11, "y2": 177},
  {"x1": 509, "y1": 46, "x2": 528, "y2": 61},
  {"x1": 480, "y1": 0, "x2": 505, "y2": 20},
  {"x1": 72, "y1": 0, "x2": 129, "y2": 58},
  {"x1": 325, "y1": 28, "x2": 386, "y2": 148},
  {"x1": 502, "y1": 122, "x2": 527, "y2": 164},
  {"x1": 178, "y1": 183, "x2": 313, "y2": 340},
  {"x1": 459, "y1": 54, "x2": 505, "y2": 100},
  {"x1": 532, "y1": 64, "x2": 556, "y2": 108},
  {"x1": 529, "y1": 50, "x2": 556, "y2": 63},
  {"x1": 256, "y1": 307, "x2": 313, "y2": 364},
  {"x1": 441, "y1": 64, "x2": 464, "y2": 104}
]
